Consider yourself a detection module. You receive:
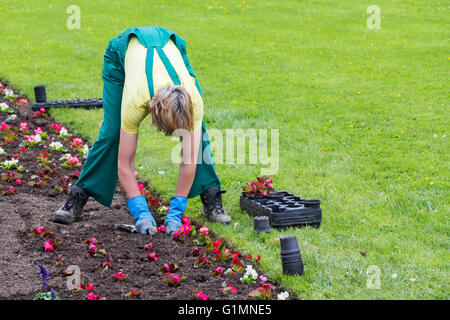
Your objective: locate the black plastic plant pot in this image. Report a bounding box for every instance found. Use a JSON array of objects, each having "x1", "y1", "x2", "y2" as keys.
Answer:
[
  {"x1": 253, "y1": 216, "x2": 271, "y2": 233},
  {"x1": 34, "y1": 85, "x2": 47, "y2": 103},
  {"x1": 300, "y1": 200, "x2": 321, "y2": 208},
  {"x1": 281, "y1": 251, "x2": 302, "y2": 261},
  {"x1": 282, "y1": 264, "x2": 304, "y2": 276},
  {"x1": 280, "y1": 235, "x2": 300, "y2": 254}
]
